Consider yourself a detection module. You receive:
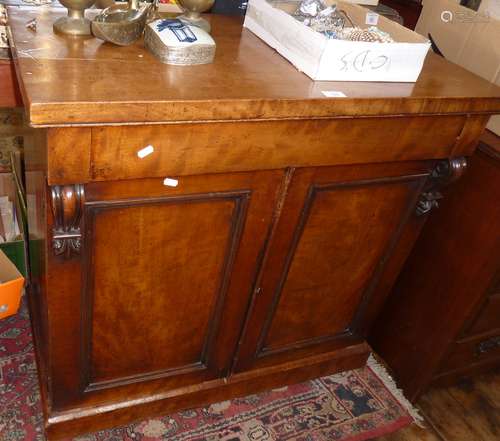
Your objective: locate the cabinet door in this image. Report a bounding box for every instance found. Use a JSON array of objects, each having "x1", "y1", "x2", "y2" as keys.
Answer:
[
  {"x1": 46, "y1": 170, "x2": 283, "y2": 409},
  {"x1": 234, "y1": 163, "x2": 429, "y2": 372}
]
